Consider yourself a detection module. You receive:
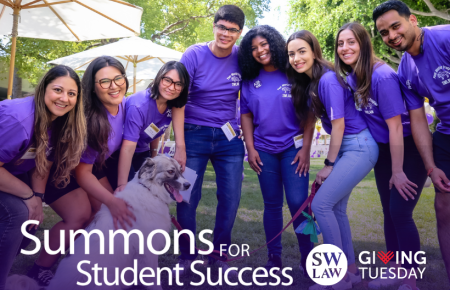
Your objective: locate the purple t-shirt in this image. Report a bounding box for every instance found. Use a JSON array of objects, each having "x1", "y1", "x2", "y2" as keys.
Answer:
[
  {"x1": 0, "y1": 97, "x2": 36, "y2": 175},
  {"x1": 241, "y1": 69, "x2": 304, "y2": 154},
  {"x1": 318, "y1": 71, "x2": 367, "y2": 135},
  {"x1": 347, "y1": 63, "x2": 411, "y2": 144},
  {"x1": 123, "y1": 90, "x2": 172, "y2": 153},
  {"x1": 181, "y1": 42, "x2": 241, "y2": 130},
  {"x1": 399, "y1": 25, "x2": 450, "y2": 134},
  {"x1": 81, "y1": 98, "x2": 126, "y2": 164}
]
